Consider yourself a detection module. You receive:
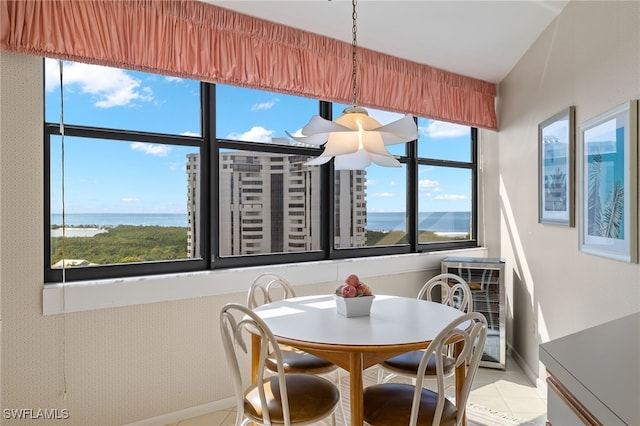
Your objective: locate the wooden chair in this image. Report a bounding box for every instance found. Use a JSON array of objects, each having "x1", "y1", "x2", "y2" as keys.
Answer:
[
  {"x1": 363, "y1": 312, "x2": 488, "y2": 426},
  {"x1": 377, "y1": 273, "x2": 473, "y2": 385},
  {"x1": 220, "y1": 303, "x2": 340, "y2": 425}
]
